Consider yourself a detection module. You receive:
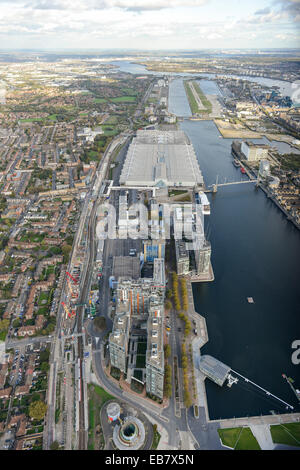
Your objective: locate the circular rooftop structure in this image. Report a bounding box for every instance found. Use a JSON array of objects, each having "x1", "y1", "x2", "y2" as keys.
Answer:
[
  {"x1": 106, "y1": 402, "x2": 121, "y2": 422},
  {"x1": 113, "y1": 416, "x2": 145, "y2": 450}
]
